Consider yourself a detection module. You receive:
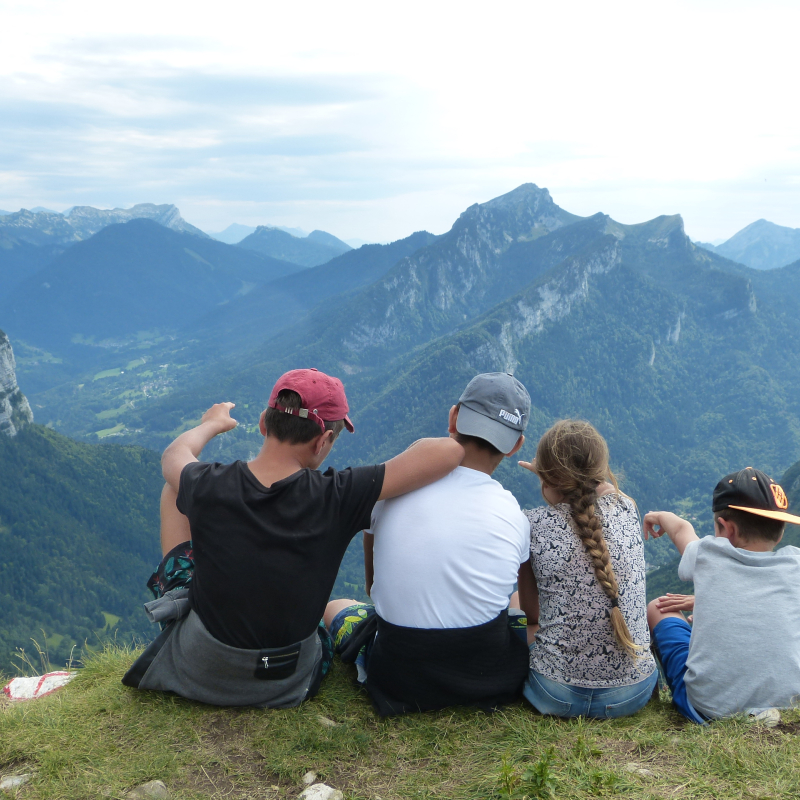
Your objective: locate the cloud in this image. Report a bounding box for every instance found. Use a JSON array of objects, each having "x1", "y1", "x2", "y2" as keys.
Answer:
[{"x1": 0, "y1": 0, "x2": 798, "y2": 241}]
